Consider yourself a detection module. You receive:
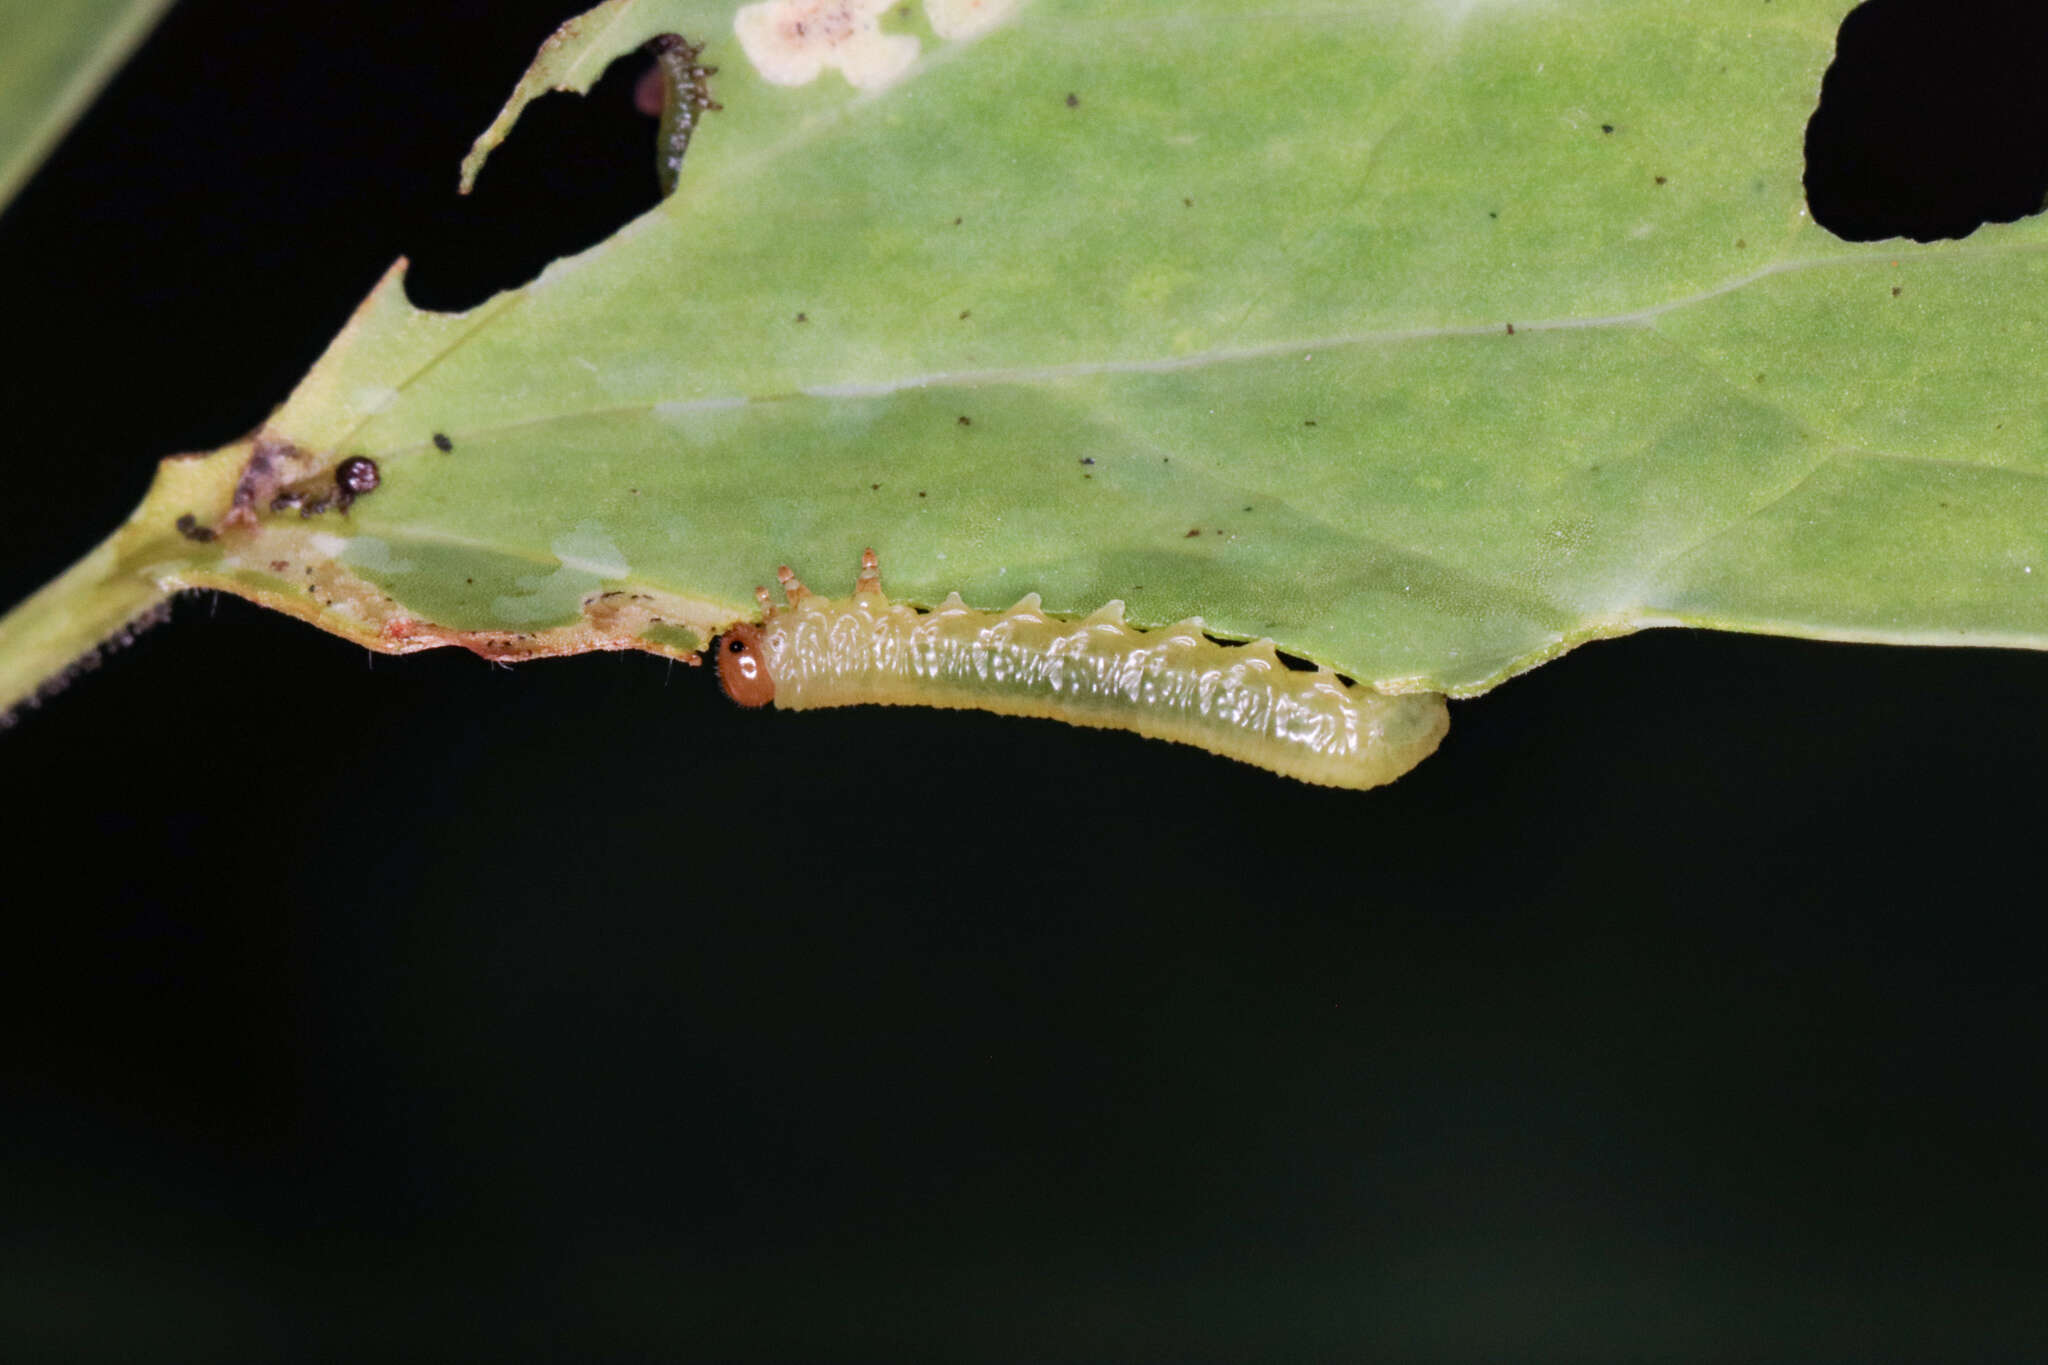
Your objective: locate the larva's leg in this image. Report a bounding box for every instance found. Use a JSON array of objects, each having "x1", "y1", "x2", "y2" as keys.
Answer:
[
  {"x1": 776, "y1": 565, "x2": 810, "y2": 606},
  {"x1": 754, "y1": 584, "x2": 775, "y2": 618},
  {"x1": 855, "y1": 547, "x2": 882, "y2": 596}
]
